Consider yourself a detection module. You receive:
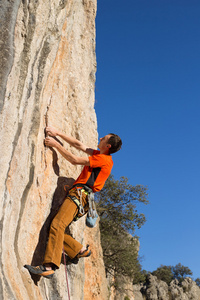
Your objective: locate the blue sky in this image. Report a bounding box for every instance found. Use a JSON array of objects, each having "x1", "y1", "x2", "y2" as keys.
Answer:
[{"x1": 95, "y1": 0, "x2": 200, "y2": 279}]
